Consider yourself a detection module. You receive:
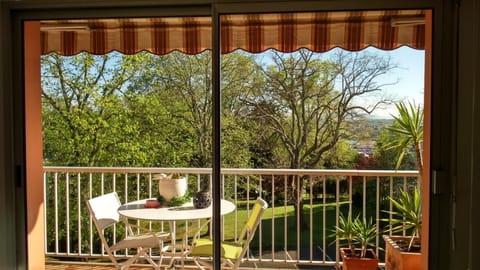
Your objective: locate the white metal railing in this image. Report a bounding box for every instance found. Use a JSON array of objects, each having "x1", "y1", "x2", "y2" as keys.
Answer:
[{"x1": 43, "y1": 167, "x2": 419, "y2": 268}]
